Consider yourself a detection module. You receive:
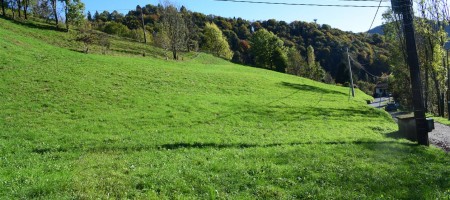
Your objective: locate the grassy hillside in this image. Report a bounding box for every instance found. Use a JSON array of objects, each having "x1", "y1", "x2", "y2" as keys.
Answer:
[{"x1": 0, "y1": 17, "x2": 449, "y2": 199}]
